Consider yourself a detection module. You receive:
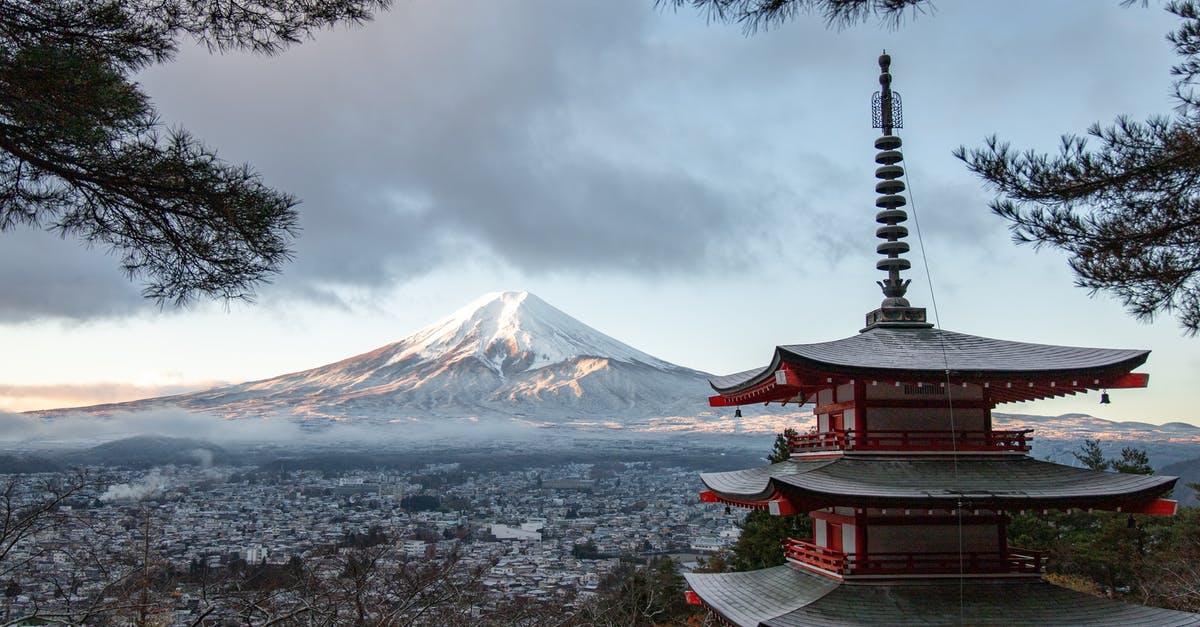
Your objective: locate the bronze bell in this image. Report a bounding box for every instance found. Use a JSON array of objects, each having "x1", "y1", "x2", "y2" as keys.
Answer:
[
  {"x1": 1100, "y1": 390, "x2": 1111, "y2": 405},
  {"x1": 734, "y1": 408, "x2": 743, "y2": 418}
]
